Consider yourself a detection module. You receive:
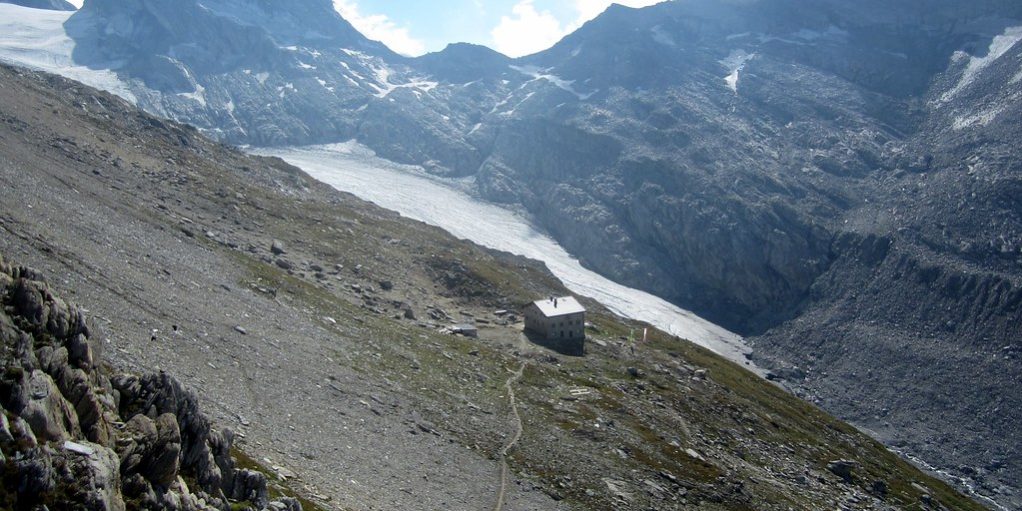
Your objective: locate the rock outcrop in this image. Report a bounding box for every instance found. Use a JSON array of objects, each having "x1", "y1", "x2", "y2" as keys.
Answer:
[{"x1": 0, "y1": 255, "x2": 300, "y2": 511}]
